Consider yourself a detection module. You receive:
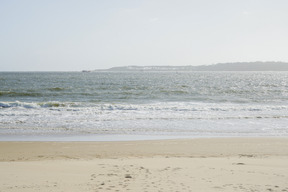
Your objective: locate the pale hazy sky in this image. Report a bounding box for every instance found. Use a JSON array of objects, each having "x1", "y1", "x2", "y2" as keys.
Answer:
[{"x1": 1, "y1": 0, "x2": 288, "y2": 71}]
